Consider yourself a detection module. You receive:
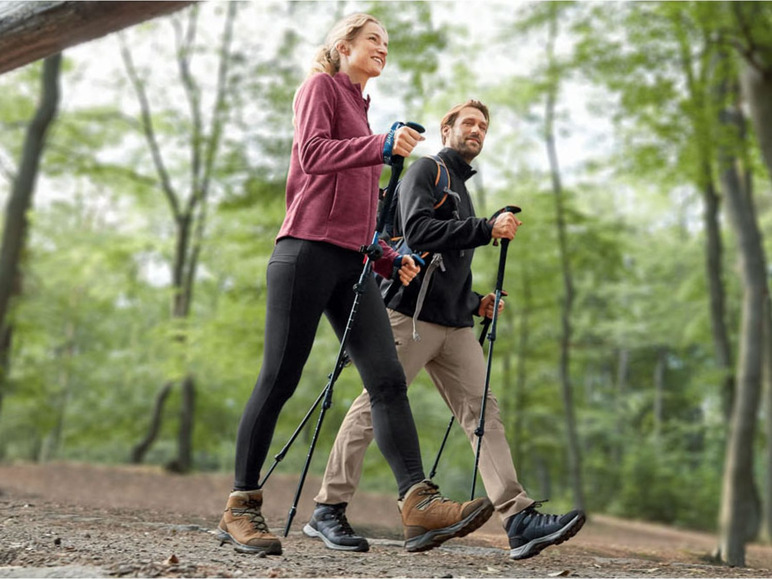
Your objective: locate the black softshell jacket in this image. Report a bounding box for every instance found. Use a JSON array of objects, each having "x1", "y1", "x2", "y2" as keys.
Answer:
[{"x1": 381, "y1": 147, "x2": 494, "y2": 328}]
